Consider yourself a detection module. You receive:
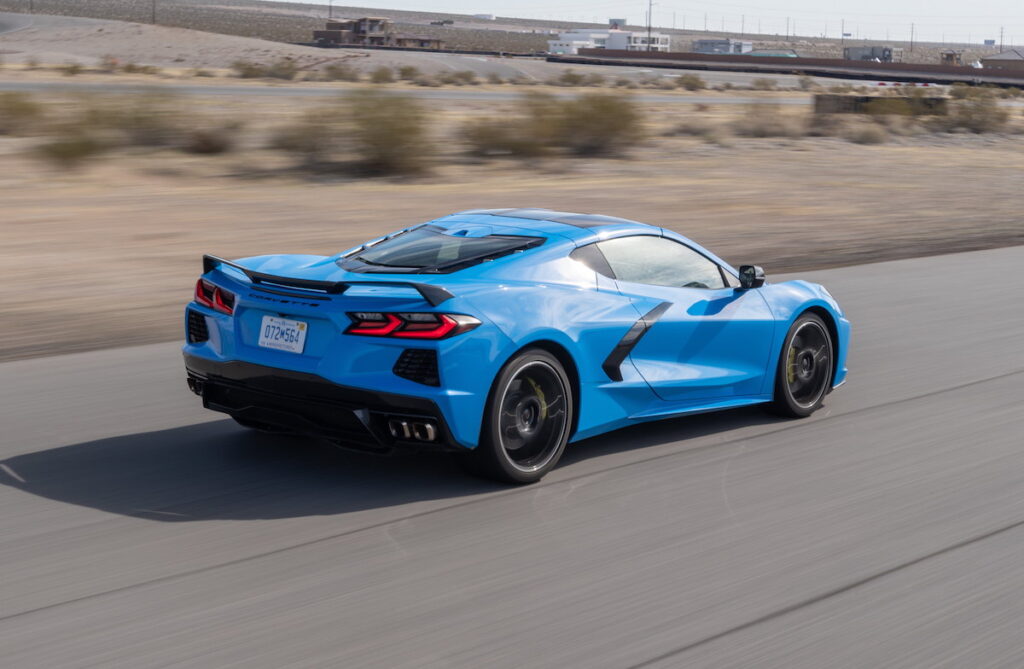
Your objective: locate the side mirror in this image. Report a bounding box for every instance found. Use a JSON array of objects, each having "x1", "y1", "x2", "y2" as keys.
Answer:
[{"x1": 738, "y1": 265, "x2": 766, "y2": 289}]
